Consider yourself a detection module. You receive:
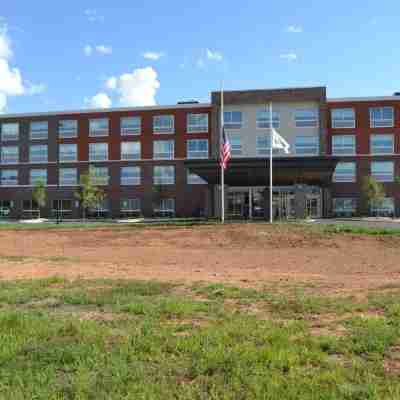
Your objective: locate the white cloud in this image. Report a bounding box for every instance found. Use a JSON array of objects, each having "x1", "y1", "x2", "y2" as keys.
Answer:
[
  {"x1": 83, "y1": 45, "x2": 93, "y2": 56},
  {"x1": 95, "y1": 45, "x2": 112, "y2": 55},
  {"x1": 286, "y1": 25, "x2": 303, "y2": 33},
  {"x1": 85, "y1": 92, "x2": 112, "y2": 109},
  {"x1": 105, "y1": 67, "x2": 160, "y2": 106},
  {"x1": 206, "y1": 48, "x2": 223, "y2": 62},
  {"x1": 280, "y1": 53, "x2": 297, "y2": 61},
  {"x1": 84, "y1": 9, "x2": 105, "y2": 23},
  {"x1": 142, "y1": 51, "x2": 164, "y2": 61},
  {"x1": 0, "y1": 93, "x2": 6, "y2": 112},
  {"x1": 84, "y1": 45, "x2": 112, "y2": 56},
  {"x1": 26, "y1": 82, "x2": 47, "y2": 95},
  {"x1": 0, "y1": 30, "x2": 12, "y2": 59}
]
